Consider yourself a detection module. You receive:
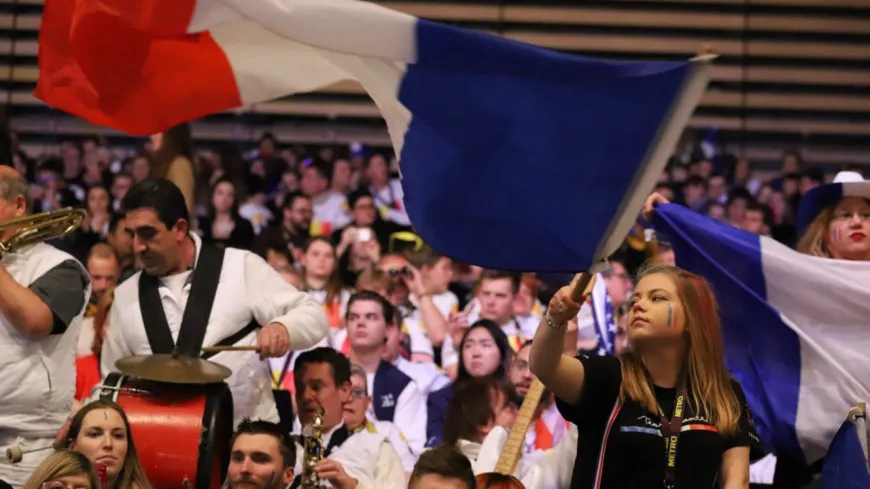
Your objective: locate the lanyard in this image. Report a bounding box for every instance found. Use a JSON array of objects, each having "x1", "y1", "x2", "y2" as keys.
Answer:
[
  {"x1": 272, "y1": 351, "x2": 294, "y2": 388},
  {"x1": 656, "y1": 375, "x2": 688, "y2": 488},
  {"x1": 371, "y1": 183, "x2": 396, "y2": 209}
]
